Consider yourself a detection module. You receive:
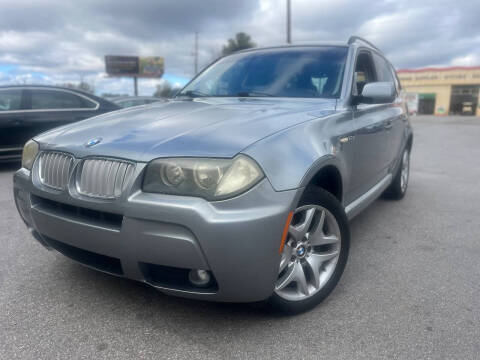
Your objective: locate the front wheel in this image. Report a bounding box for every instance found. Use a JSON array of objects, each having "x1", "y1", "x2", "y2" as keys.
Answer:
[{"x1": 268, "y1": 187, "x2": 350, "y2": 314}]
